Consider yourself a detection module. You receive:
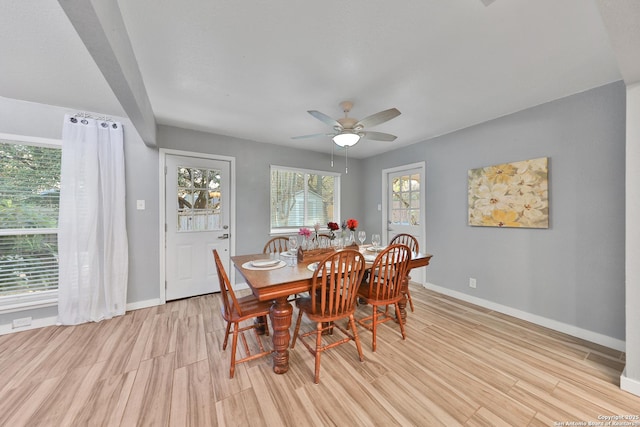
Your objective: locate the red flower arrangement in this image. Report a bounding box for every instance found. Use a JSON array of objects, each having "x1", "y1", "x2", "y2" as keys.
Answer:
[
  {"x1": 346, "y1": 218, "x2": 358, "y2": 231},
  {"x1": 327, "y1": 222, "x2": 339, "y2": 240}
]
